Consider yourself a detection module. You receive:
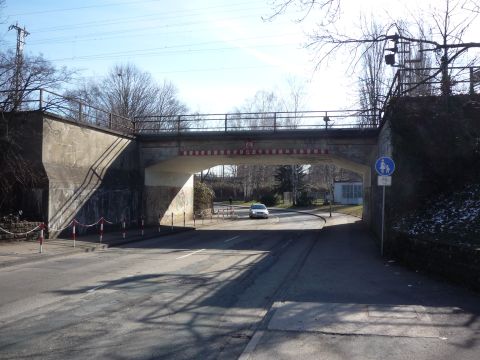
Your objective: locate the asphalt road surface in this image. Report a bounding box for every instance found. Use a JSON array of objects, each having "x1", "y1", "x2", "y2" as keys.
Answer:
[{"x1": 0, "y1": 210, "x2": 479, "y2": 360}]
